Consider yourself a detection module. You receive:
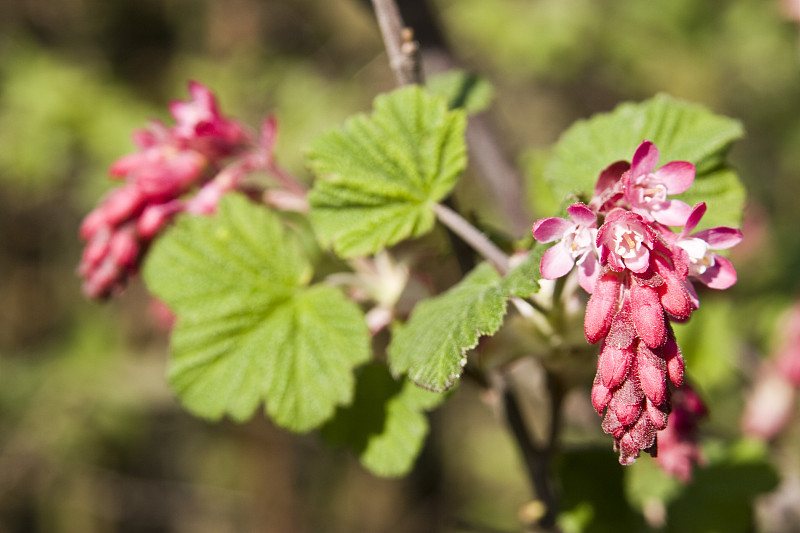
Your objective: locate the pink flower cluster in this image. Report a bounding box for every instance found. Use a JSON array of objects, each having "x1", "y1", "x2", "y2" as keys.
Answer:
[
  {"x1": 532, "y1": 140, "x2": 742, "y2": 470},
  {"x1": 79, "y1": 82, "x2": 283, "y2": 299}
]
